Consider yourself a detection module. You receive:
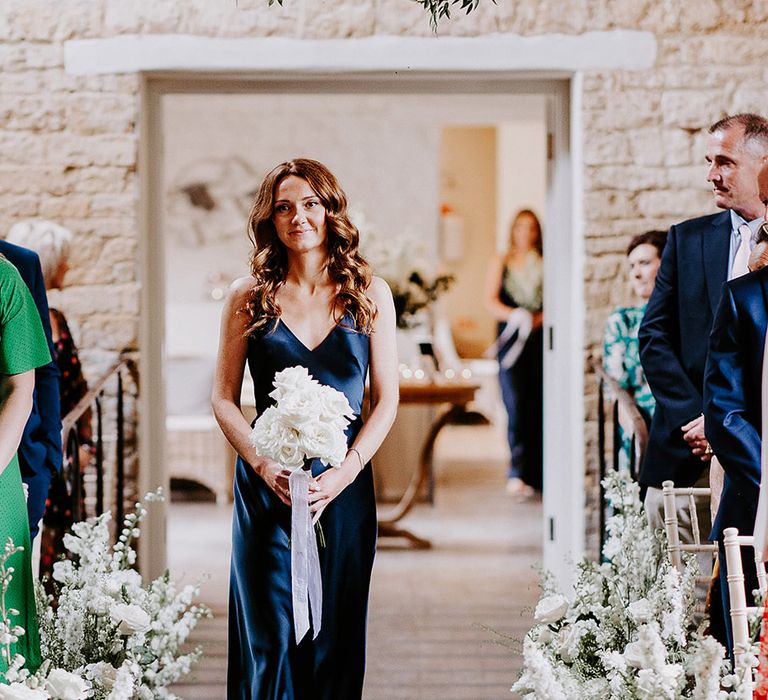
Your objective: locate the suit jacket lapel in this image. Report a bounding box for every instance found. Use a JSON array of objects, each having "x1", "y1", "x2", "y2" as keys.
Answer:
[{"x1": 703, "y1": 210, "x2": 731, "y2": 313}]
